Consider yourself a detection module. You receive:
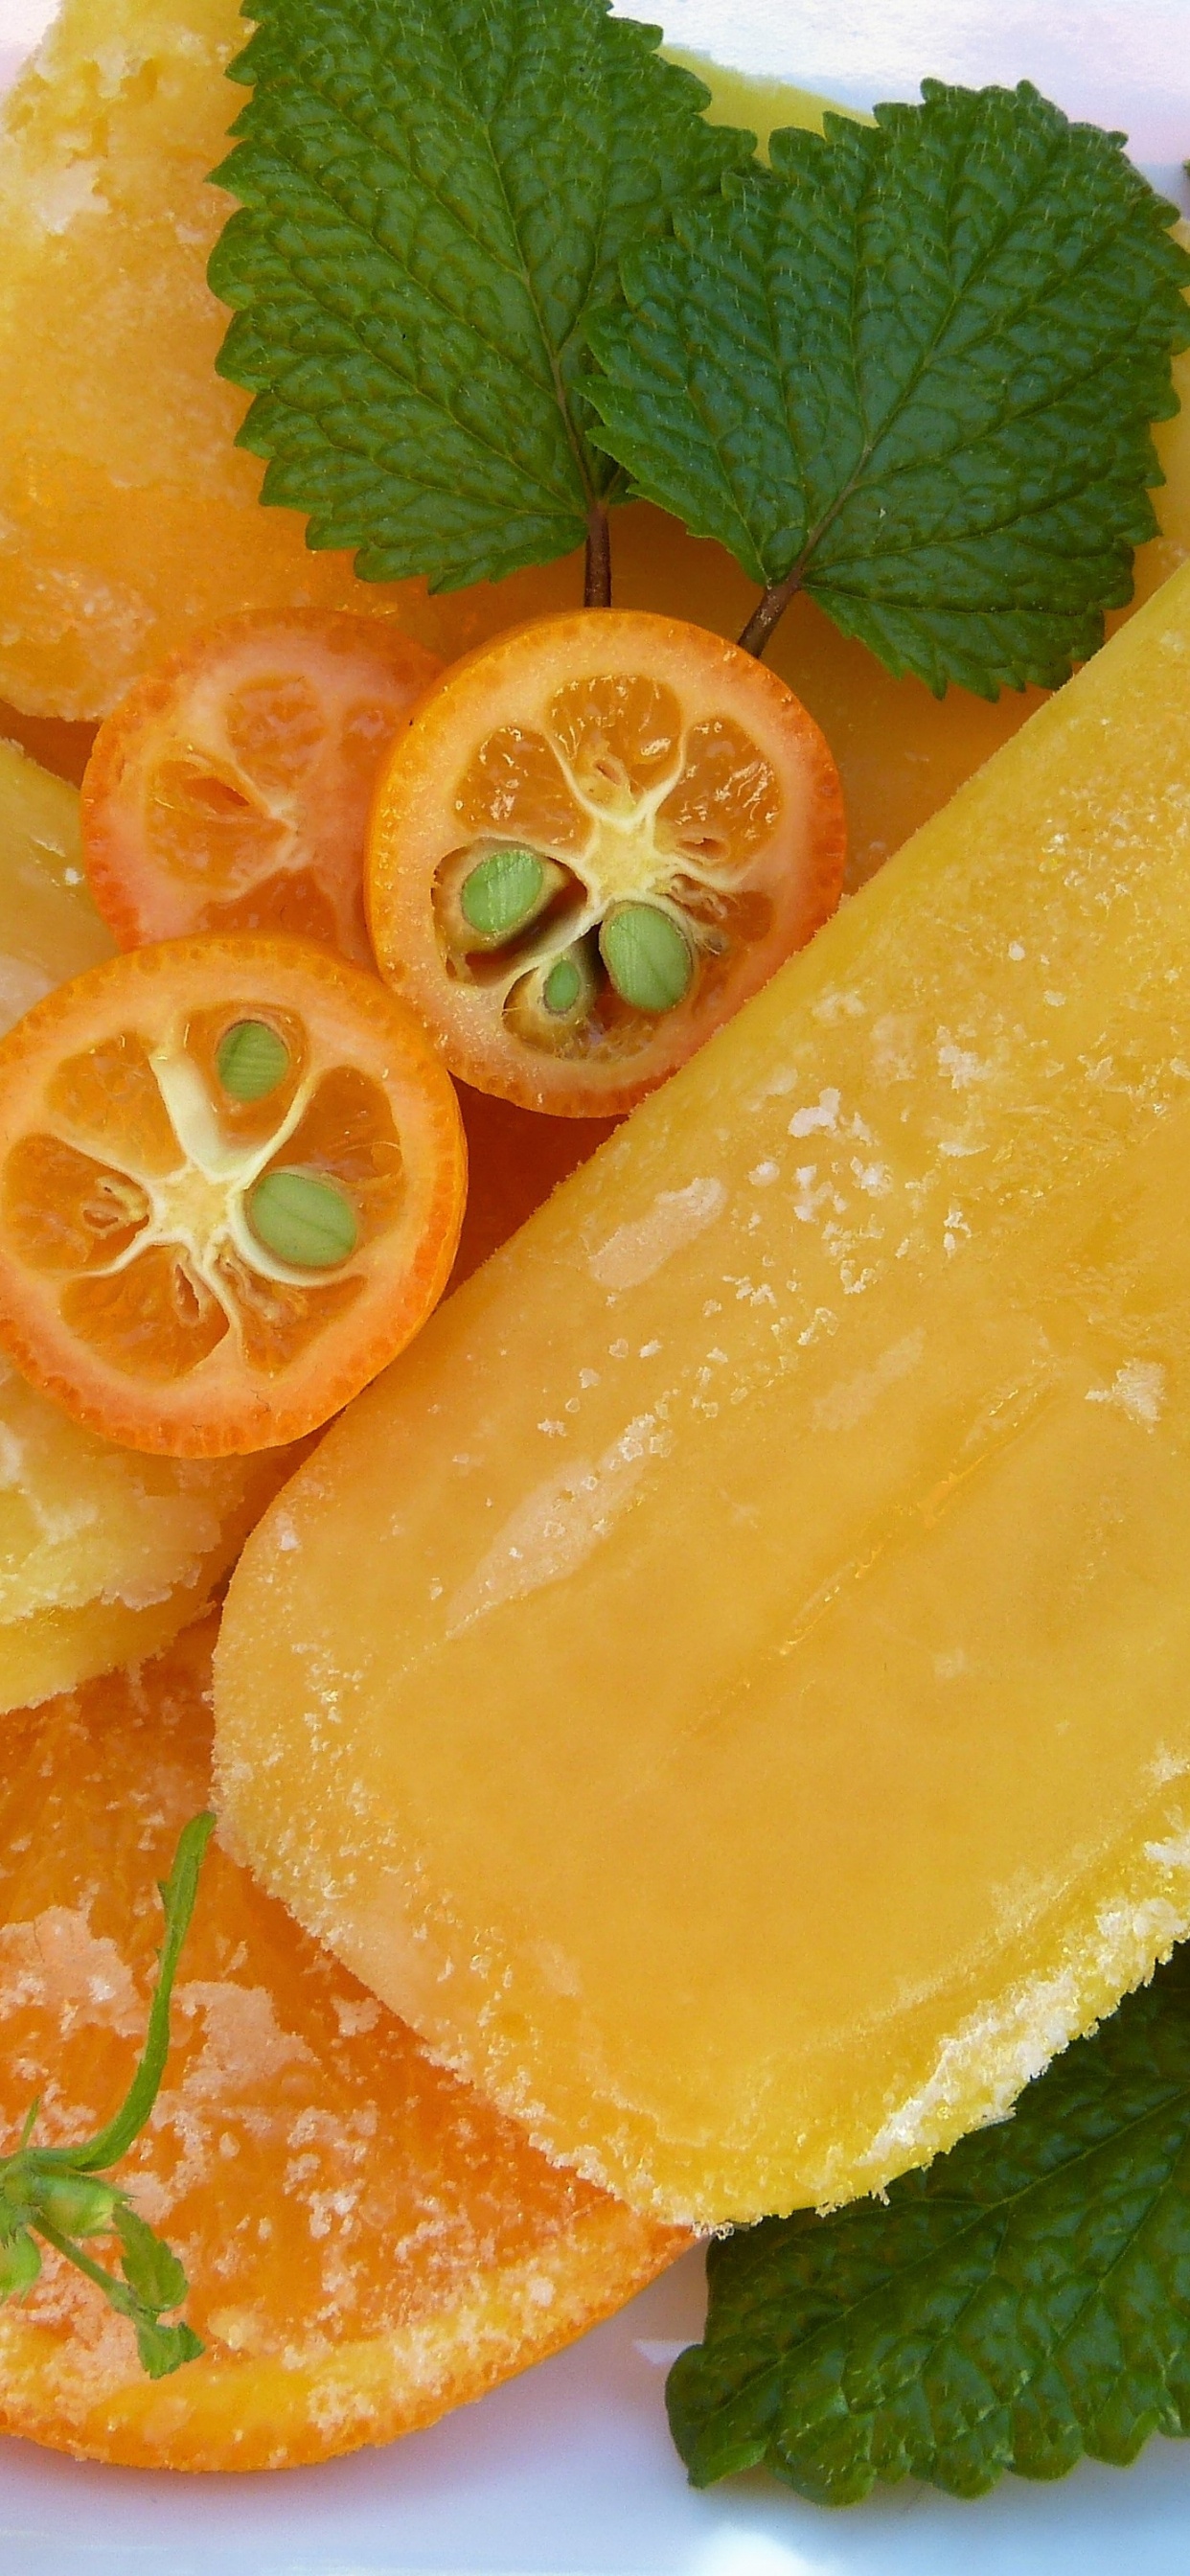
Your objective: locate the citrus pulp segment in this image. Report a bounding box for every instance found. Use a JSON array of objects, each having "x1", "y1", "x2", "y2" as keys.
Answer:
[
  {"x1": 0, "y1": 748, "x2": 298, "y2": 1703},
  {"x1": 81, "y1": 611, "x2": 441, "y2": 963},
  {"x1": 368, "y1": 612, "x2": 846, "y2": 1115},
  {"x1": 0, "y1": 1619, "x2": 686, "y2": 2470},
  {"x1": 217, "y1": 558, "x2": 1190, "y2": 2227},
  {"x1": 0, "y1": 935, "x2": 466, "y2": 1456}
]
